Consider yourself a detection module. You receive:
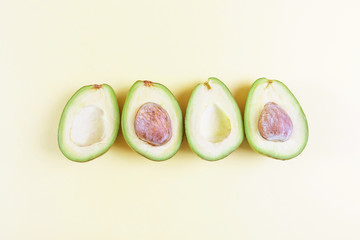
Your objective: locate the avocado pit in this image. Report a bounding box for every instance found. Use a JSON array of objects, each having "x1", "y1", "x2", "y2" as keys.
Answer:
[
  {"x1": 135, "y1": 102, "x2": 172, "y2": 146},
  {"x1": 258, "y1": 102, "x2": 293, "y2": 142}
]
